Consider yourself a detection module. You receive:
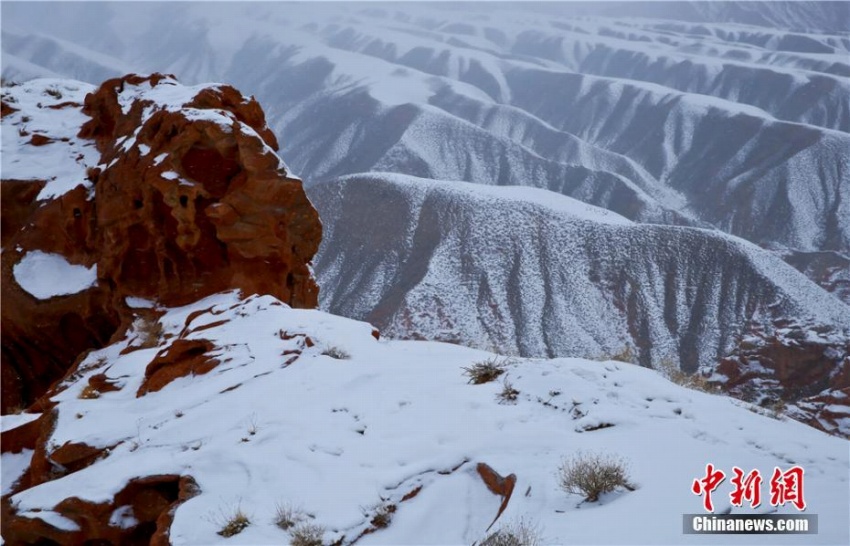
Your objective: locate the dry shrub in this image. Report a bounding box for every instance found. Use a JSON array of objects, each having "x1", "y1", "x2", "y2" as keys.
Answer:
[
  {"x1": 216, "y1": 507, "x2": 250, "y2": 537},
  {"x1": 370, "y1": 503, "x2": 395, "y2": 529},
  {"x1": 558, "y1": 451, "x2": 634, "y2": 502},
  {"x1": 479, "y1": 518, "x2": 542, "y2": 546},
  {"x1": 290, "y1": 522, "x2": 325, "y2": 546},
  {"x1": 322, "y1": 346, "x2": 350, "y2": 359},
  {"x1": 274, "y1": 502, "x2": 305, "y2": 531},
  {"x1": 497, "y1": 377, "x2": 520, "y2": 404},
  {"x1": 463, "y1": 357, "x2": 508, "y2": 384}
]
